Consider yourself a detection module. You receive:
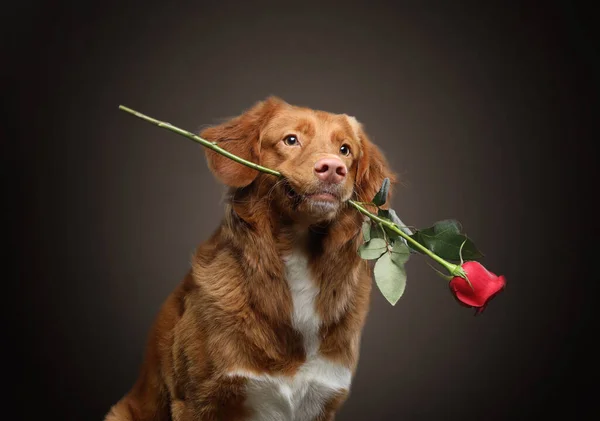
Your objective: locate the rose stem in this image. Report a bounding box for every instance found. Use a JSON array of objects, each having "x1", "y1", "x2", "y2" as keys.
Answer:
[{"x1": 118, "y1": 105, "x2": 464, "y2": 278}]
